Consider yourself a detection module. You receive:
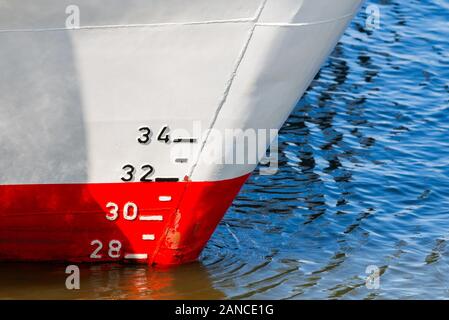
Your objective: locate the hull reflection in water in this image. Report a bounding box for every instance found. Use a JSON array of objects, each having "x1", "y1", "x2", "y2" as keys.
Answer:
[{"x1": 0, "y1": 263, "x2": 224, "y2": 300}]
